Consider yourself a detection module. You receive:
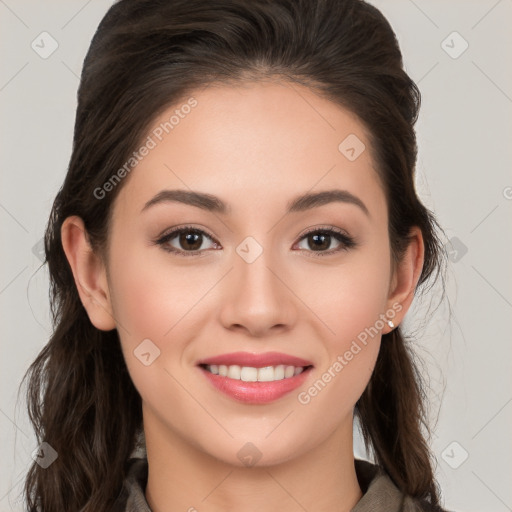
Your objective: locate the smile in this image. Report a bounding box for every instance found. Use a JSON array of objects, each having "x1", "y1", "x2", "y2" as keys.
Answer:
[
  {"x1": 201, "y1": 363, "x2": 307, "y2": 382},
  {"x1": 196, "y1": 351, "x2": 314, "y2": 404}
]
